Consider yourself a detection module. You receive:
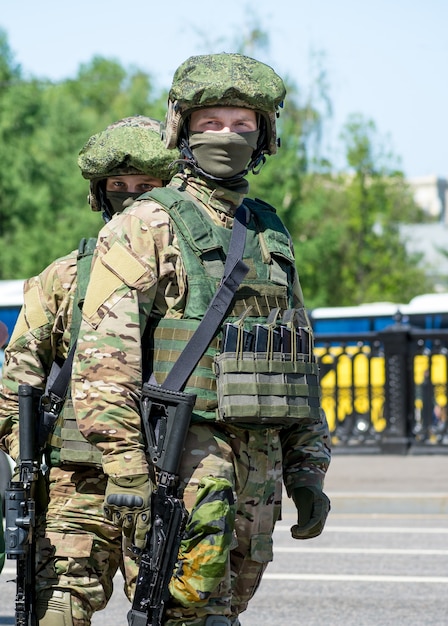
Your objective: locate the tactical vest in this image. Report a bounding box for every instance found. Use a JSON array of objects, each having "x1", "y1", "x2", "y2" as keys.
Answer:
[
  {"x1": 140, "y1": 187, "x2": 296, "y2": 422},
  {"x1": 48, "y1": 237, "x2": 103, "y2": 467}
]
